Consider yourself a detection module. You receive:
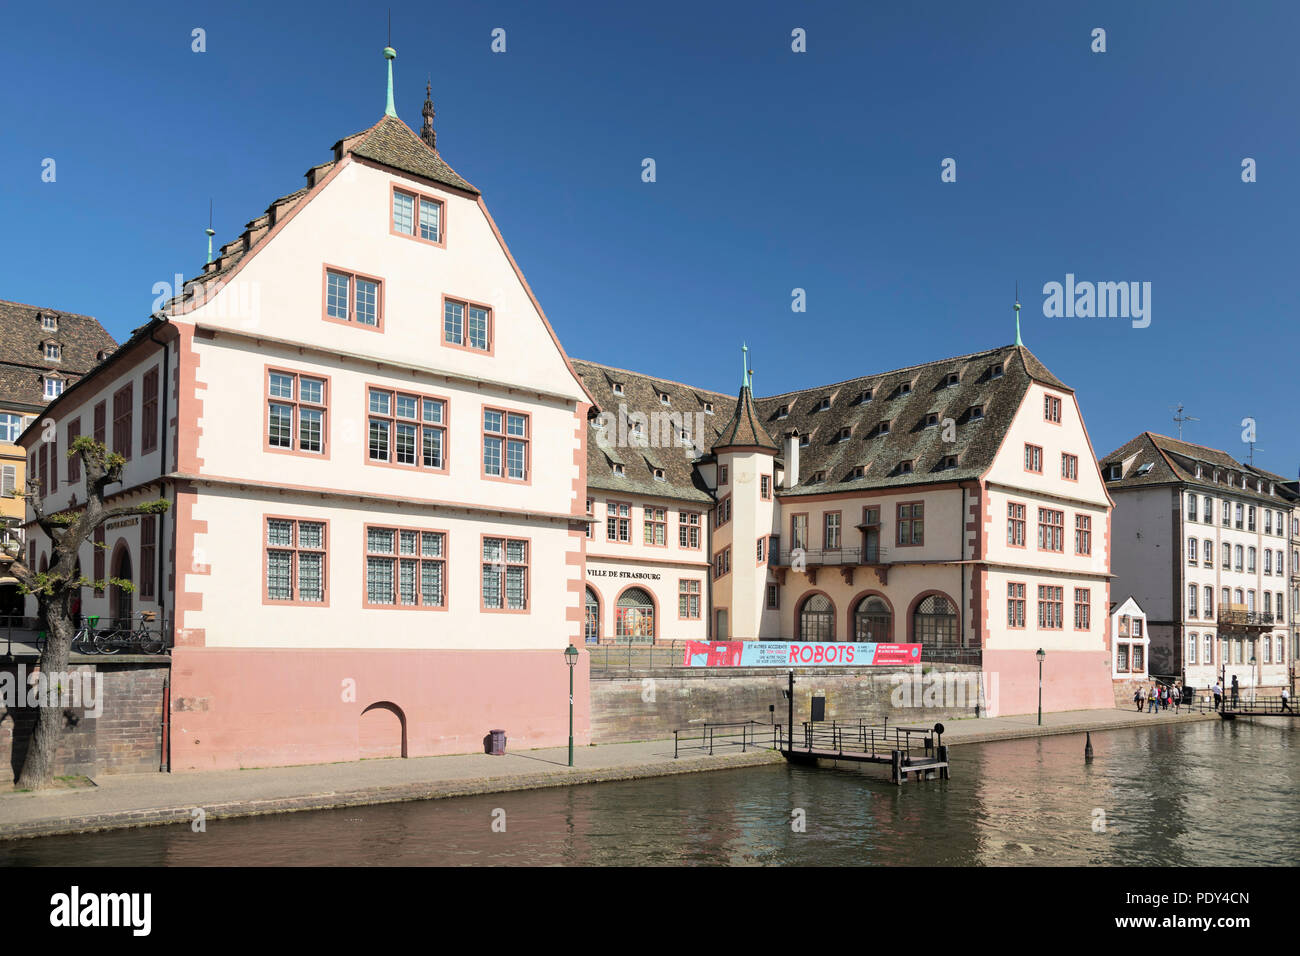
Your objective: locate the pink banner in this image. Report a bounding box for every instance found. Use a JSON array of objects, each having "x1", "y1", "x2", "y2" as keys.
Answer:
[{"x1": 683, "y1": 641, "x2": 922, "y2": 667}]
